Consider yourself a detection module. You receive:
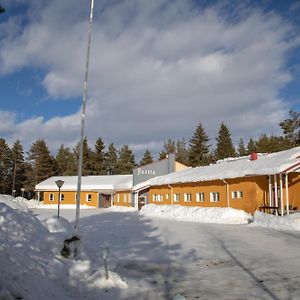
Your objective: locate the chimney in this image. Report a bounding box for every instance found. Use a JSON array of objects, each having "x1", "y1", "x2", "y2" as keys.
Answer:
[{"x1": 250, "y1": 152, "x2": 257, "y2": 161}]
